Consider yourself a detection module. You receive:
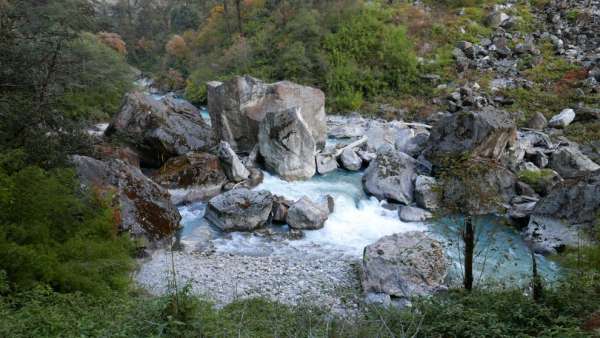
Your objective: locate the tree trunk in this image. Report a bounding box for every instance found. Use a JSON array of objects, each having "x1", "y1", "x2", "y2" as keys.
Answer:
[
  {"x1": 531, "y1": 249, "x2": 543, "y2": 302},
  {"x1": 234, "y1": 0, "x2": 243, "y2": 35},
  {"x1": 463, "y1": 214, "x2": 474, "y2": 291}
]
